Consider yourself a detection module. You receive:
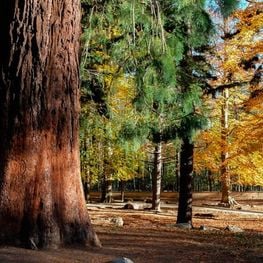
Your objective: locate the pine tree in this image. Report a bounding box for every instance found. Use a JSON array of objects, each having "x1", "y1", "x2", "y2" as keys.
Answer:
[
  {"x1": 107, "y1": 0, "x2": 213, "y2": 214},
  {"x1": 160, "y1": 0, "x2": 213, "y2": 225},
  {"x1": 80, "y1": 2, "x2": 219, "y2": 225}
]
